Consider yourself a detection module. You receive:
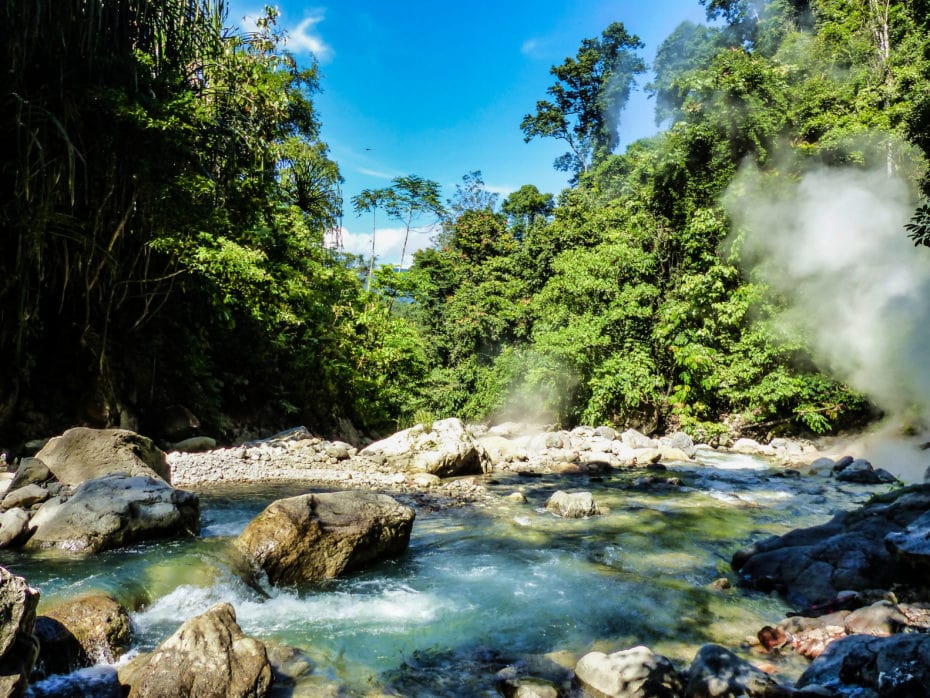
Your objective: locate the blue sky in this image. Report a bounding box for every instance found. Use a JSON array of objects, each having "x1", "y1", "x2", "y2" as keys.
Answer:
[{"x1": 226, "y1": 1, "x2": 710, "y2": 264}]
